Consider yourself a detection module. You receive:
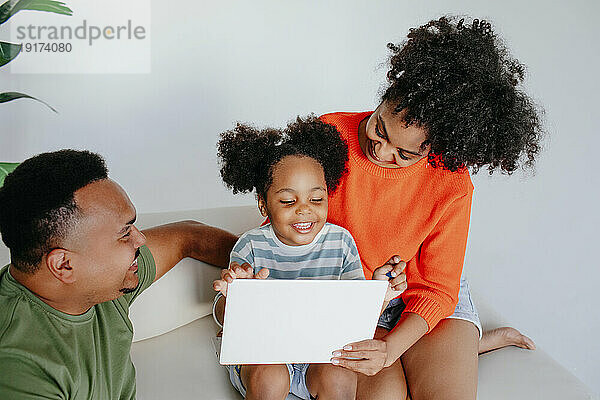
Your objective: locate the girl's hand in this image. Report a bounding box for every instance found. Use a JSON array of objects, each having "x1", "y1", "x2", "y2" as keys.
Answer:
[
  {"x1": 330, "y1": 339, "x2": 392, "y2": 376},
  {"x1": 372, "y1": 255, "x2": 407, "y2": 302},
  {"x1": 212, "y1": 261, "x2": 269, "y2": 297}
]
